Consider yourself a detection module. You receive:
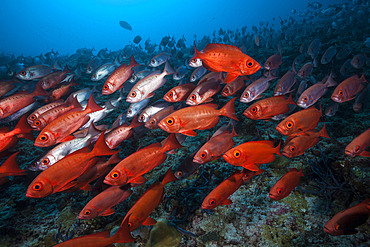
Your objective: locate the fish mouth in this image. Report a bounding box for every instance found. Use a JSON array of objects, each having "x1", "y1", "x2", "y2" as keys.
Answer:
[
  {"x1": 193, "y1": 157, "x2": 203, "y2": 164},
  {"x1": 323, "y1": 226, "x2": 333, "y2": 235},
  {"x1": 275, "y1": 126, "x2": 286, "y2": 135},
  {"x1": 344, "y1": 150, "x2": 355, "y2": 157},
  {"x1": 185, "y1": 99, "x2": 196, "y2": 106},
  {"x1": 297, "y1": 101, "x2": 308, "y2": 108},
  {"x1": 103, "y1": 178, "x2": 114, "y2": 186},
  {"x1": 331, "y1": 95, "x2": 341, "y2": 103},
  {"x1": 269, "y1": 193, "x2": 277, "y2": 200},
  {"x1": 282, "y1": 150, "x2": 292, "y2": 158},
  {"x1": 157, "y1": 122, "x2": 167, "y2": 131}
]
